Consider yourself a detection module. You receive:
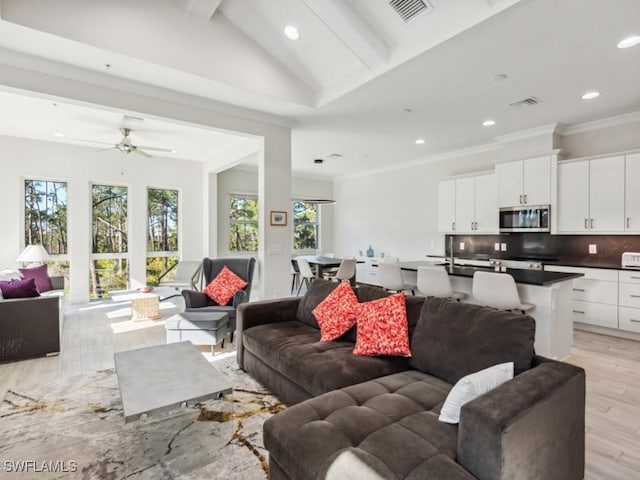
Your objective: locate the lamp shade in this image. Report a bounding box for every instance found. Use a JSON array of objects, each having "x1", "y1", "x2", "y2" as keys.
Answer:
[{"x1": 17, "y1": 245, "x2": 50, "y2": 263}]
